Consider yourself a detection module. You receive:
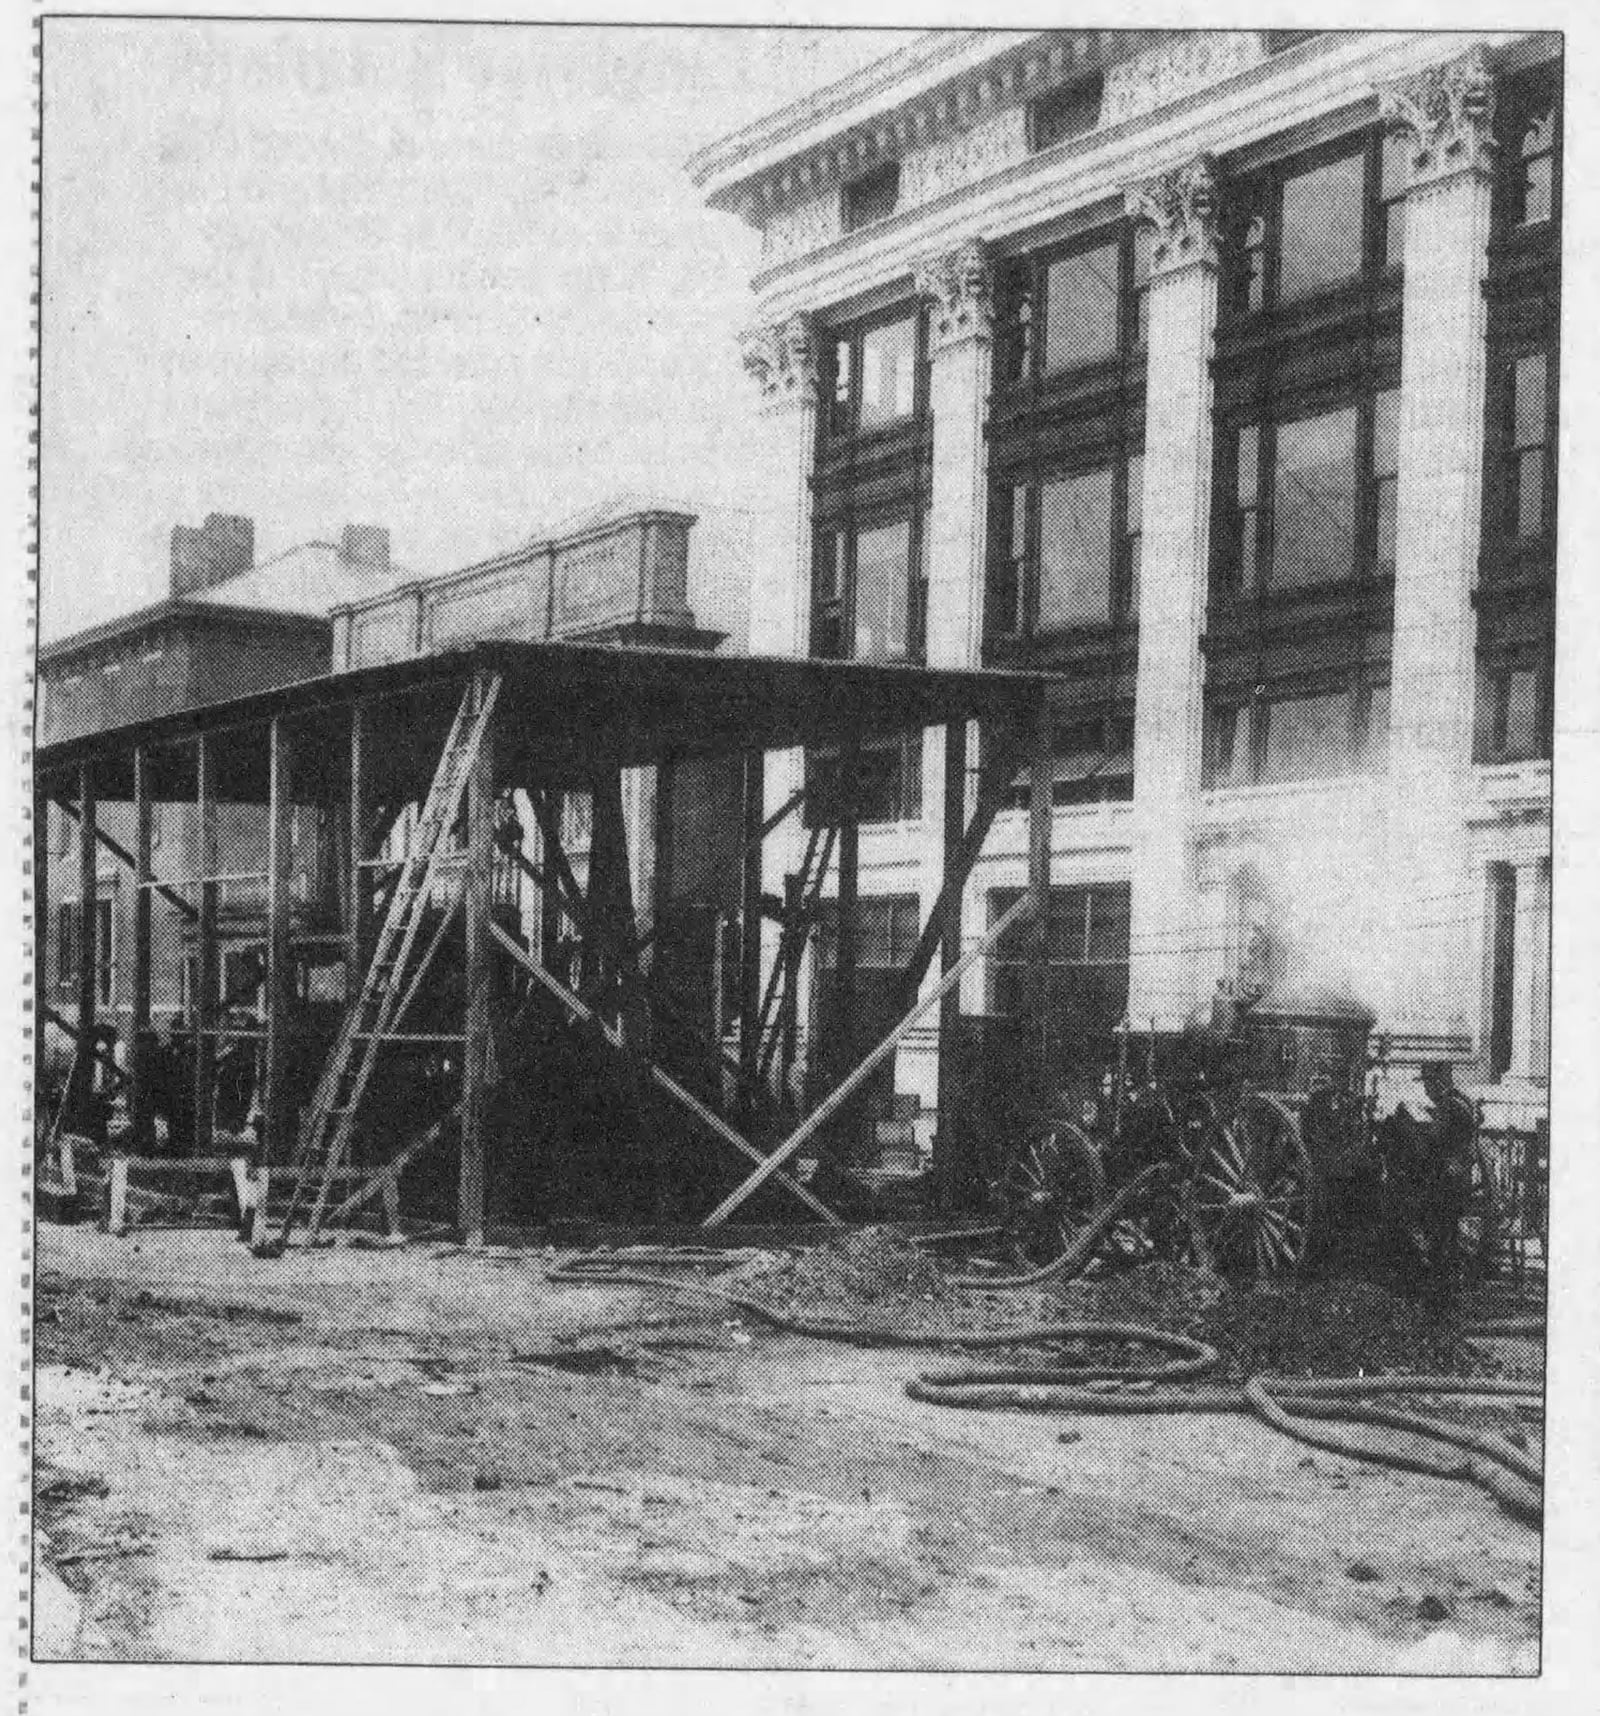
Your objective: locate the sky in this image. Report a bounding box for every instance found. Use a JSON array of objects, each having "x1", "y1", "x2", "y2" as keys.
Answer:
[{"x1": 39, "y1": 18, "x2": 902, "y2": 640}]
